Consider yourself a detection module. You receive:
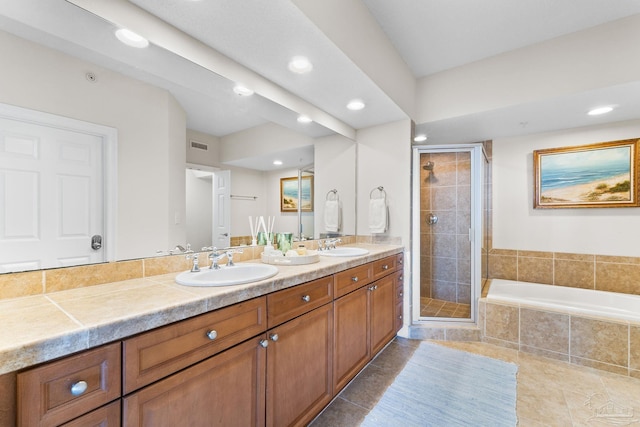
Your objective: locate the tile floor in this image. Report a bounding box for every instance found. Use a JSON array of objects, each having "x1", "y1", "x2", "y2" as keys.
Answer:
[
  {"x1": 420, "y1": 297, "x2": 471, "y2": 318},
  {"x1": 310, "y1": 338, "x2": 640, "y2": 426}
]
